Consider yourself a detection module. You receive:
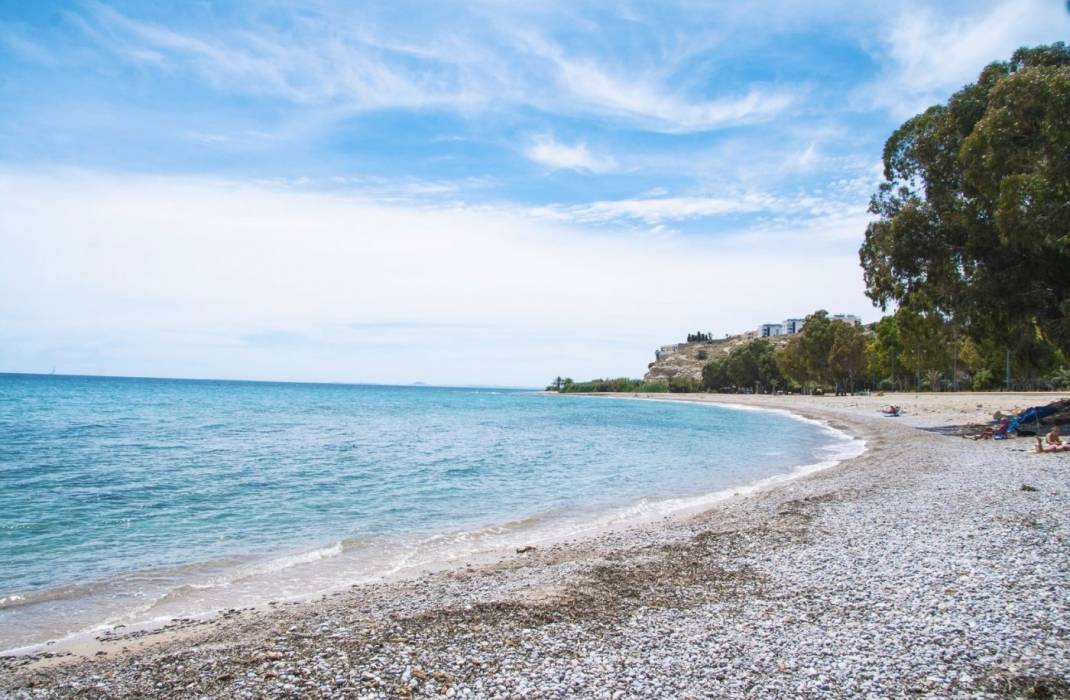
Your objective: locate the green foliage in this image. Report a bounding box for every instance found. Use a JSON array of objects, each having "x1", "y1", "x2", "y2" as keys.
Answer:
[
  {"x1": 894, "y1": 308, "x2": 952, "y2": 383},
  {"x1": 775, "y1": 310, "x2": 833, "y2": 387},
  {"x1": 1050, "y1": 367, "x2": 1070, "y2": 389},
  {"x1": 668, "y1": 375, "x2": 697, "y2": 393},
  {"x1": 829, "y1": 321, "x2": 867, "y2": 390},
  {"x1": 701, "y1": 358, "x2": 731, "y2": 391},
  {"x1": 866, "y1": 316, "x2": 904, "y2": 388},
  {"x1": 973, "y1": 368, "x2": 998, "y2": 391},
  {"x1": 545, "y1": 376, "x2": 572, "y2": 391},
  {"x1": 554, "y1": 377, "x2": 668, "y2": 393},
  {"x1": 860, "y1": 43, "x2": 1070, "y2": 355},
  {"x1": 699, "y1": 339, "x2": 782, "y2": 392},
  {"x1": 696, "y1": 350, "x2": 708, "y2": 361},
  {"x1": 725, "y1": 338, "x2": 782, "y2": 390},
  {"x1": 776, "y1": 311, "x2": 867, "y2": 391}
]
